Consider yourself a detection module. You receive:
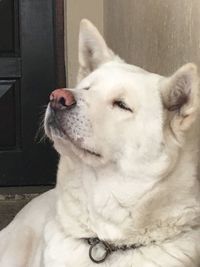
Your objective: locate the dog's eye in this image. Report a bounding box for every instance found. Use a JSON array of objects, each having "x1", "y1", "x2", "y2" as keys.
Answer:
[
  {"x1": 83, "y1": 87, "x2": 90, "y2": 90},
  {"x1": 113, "y1": 100, "x2": 133, "y2": 112}
]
